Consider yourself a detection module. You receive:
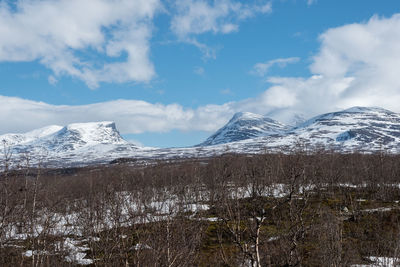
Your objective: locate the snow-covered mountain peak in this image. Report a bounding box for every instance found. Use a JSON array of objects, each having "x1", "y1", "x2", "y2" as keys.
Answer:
[
  {"x1": 341, "y1": 106, "x2": 393, "y2": 114},
  {"x1": 4, "y1": 107, "x2": 400, "y2": 168},
  {"x1": 65, "y1": 121, "x2": 116, "y2": 129},
  {"x1": 282, "y1": 106, "x2": 400, "y2": 151},
  {"x1": 42, "y1": 121, "x2": 127, "y2": 152},
  {"x1": 2, "y1": 121, "x2": 130, "y2": 157},
  {"x1": 198, "y1": 112, "x2": 288, "y2": 146},
  {"x1": 26, "y1": 125, "x2": 64, "y2": 137},
  {"x1": 0, "y1": 125, "x2": 63, "y2": 146},
  {"x1": 230, "y1": 112, "x2": 266, "y2": 122},
  {"x1": 58, "y1": 121, "x2": 124, "y2": 145},
  {"x1": 297, "y1": 106, "x2": 397, "y2": 129}
]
